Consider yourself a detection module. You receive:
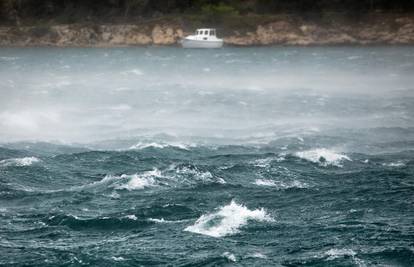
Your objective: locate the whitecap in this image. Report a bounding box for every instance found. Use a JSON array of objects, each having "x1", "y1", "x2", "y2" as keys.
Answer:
[
  {"x1": 108, "y1": 191, "x2": 120, "y2": 199},
  {"x1": 174, "y1": 166, "x2": 214, "y2": 182},
  {"x1": 254, "y1": 179, "x2": 308, "y2": 189},
  {"x1": 249, "y1": 252, "x2": 267, "y2": 259},
  {"x1": 0, "y1": 157, "x2": 40, "y2": 167},
  {"x1": 252, "y1": 156, "x2": 285, "y2": 168},
  {"x1": 184, "y1": 200, "x2": 273, "y2": 238},
  {"x1": 382, "y1": 161, "x2": 405, "y2": 167},
  {"x1": 254, "y1": 179, "x2": 276, "y2": 187},
  {"x1": 111, "y1": 256, "x2": 125, "y2": 261},
  {"x1": 148, "y1": 218, "x2": 186, "y2": 224},
  {"x1": 325, "y1": 248, "x2": 356, "y2": 260},
  {"x1": 124, "y1": 215, "x2": 137, "y2": 220},
  {"x1": 148, "y1": 218, "x2": 168, "y2": 223},
  {"x1": 115, "y1": 169, "x2": 161, "y2": 190},
  {"x1": 129, "y1": 141, "x2": 190, "y2": 150},
  {"x1": 222, "y1": 252, "x2": 236, "y2": 262},
  {"x1": 295, "y1": 148, "x2": 351, "y2": 167}
]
